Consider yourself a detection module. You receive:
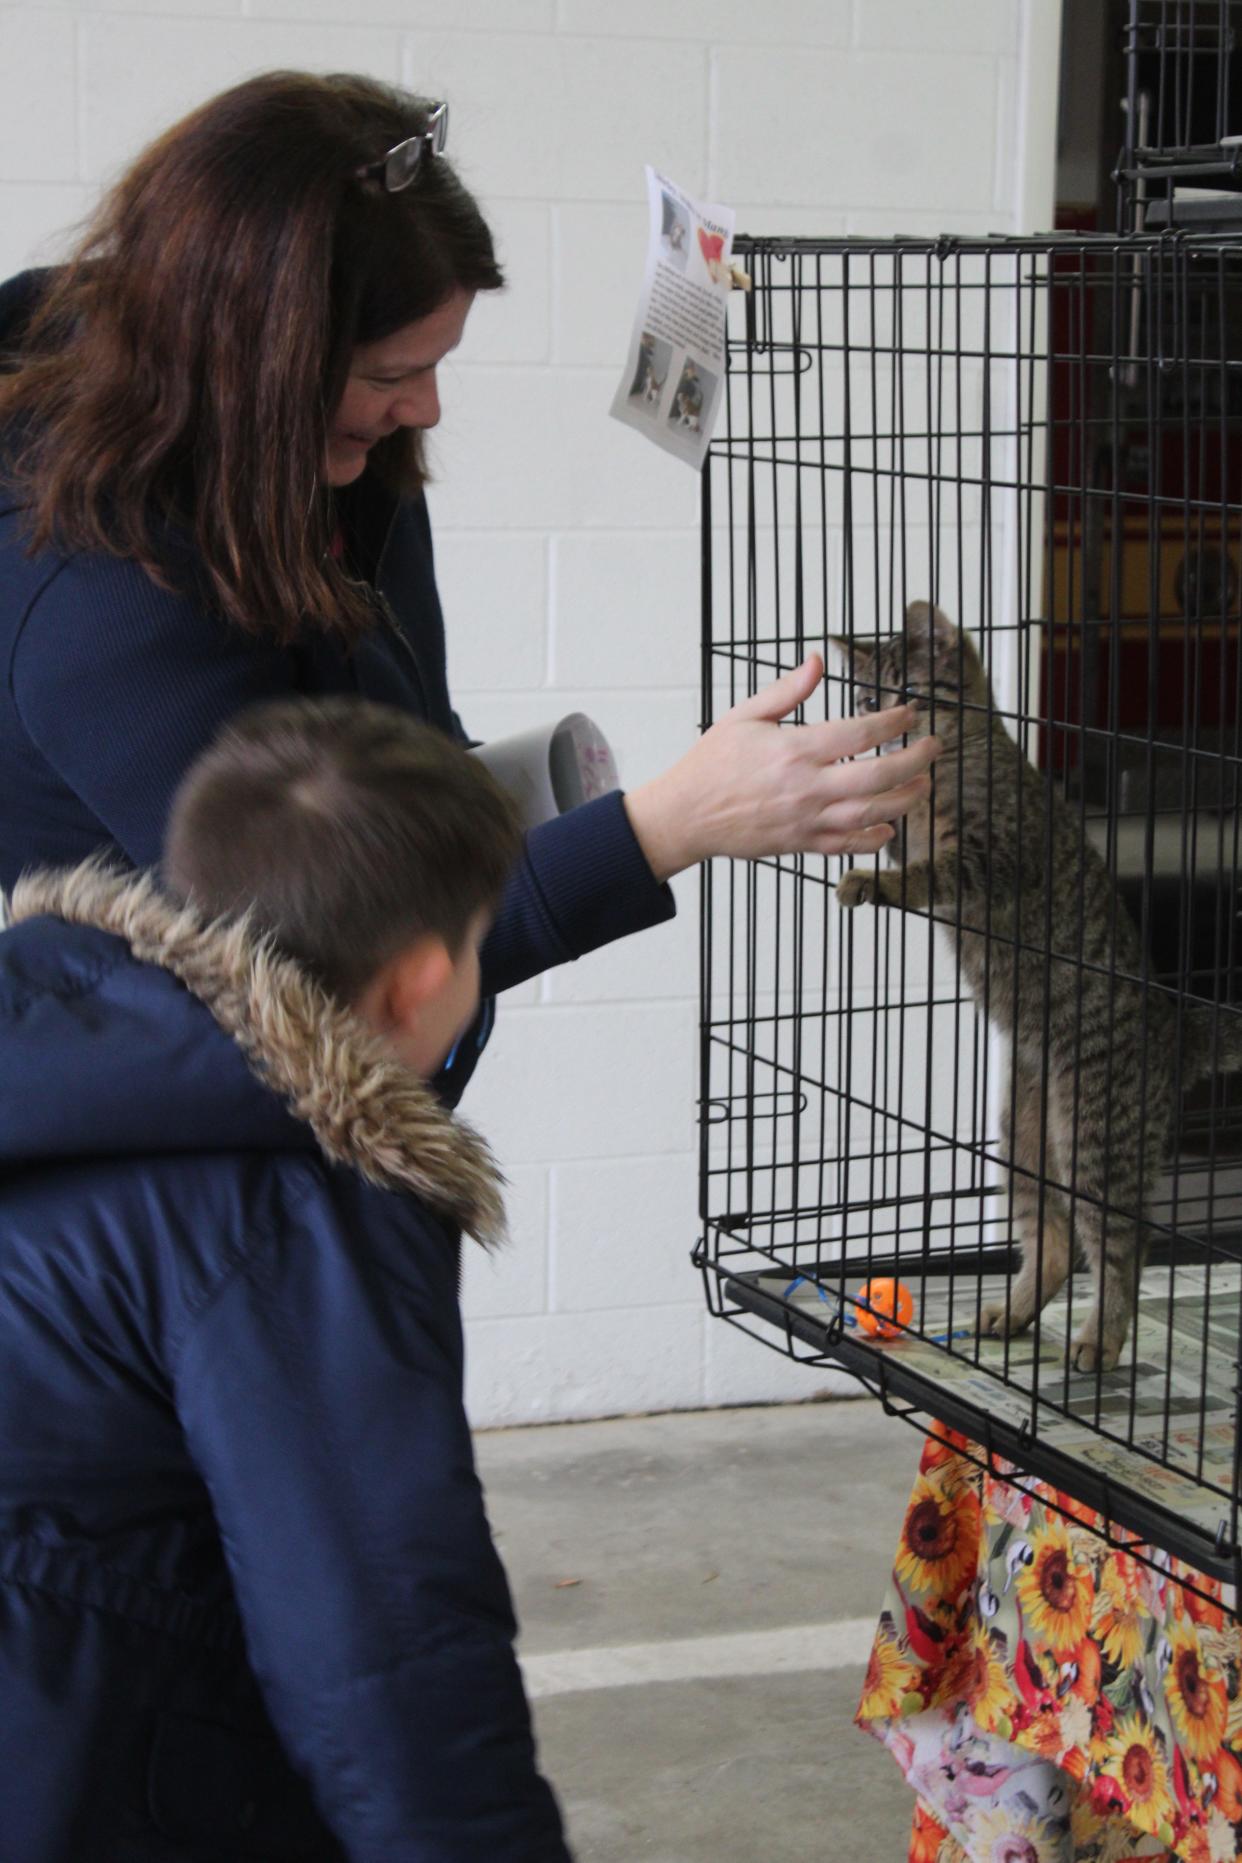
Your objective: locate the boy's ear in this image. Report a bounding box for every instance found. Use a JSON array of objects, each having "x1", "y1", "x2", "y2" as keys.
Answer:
[
  {"x1": 904, "y1": 602, "x2": 957, "y2": 652},
  {"x1": 379, "y1": 936, "x2": 455, "y2": 1035}
]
